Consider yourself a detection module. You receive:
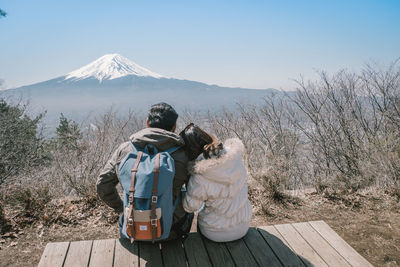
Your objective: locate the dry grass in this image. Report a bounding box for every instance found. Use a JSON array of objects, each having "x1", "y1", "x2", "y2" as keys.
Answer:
[{"x1": 0, "y1": 196, "x2": 120, "y2": 267}]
